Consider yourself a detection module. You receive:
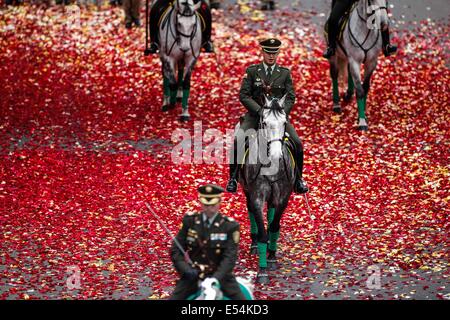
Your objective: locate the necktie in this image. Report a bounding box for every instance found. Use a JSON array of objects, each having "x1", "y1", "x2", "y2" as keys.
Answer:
[{"x1": 267, "y1": 66, "x2": 272, "y2": 80}]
